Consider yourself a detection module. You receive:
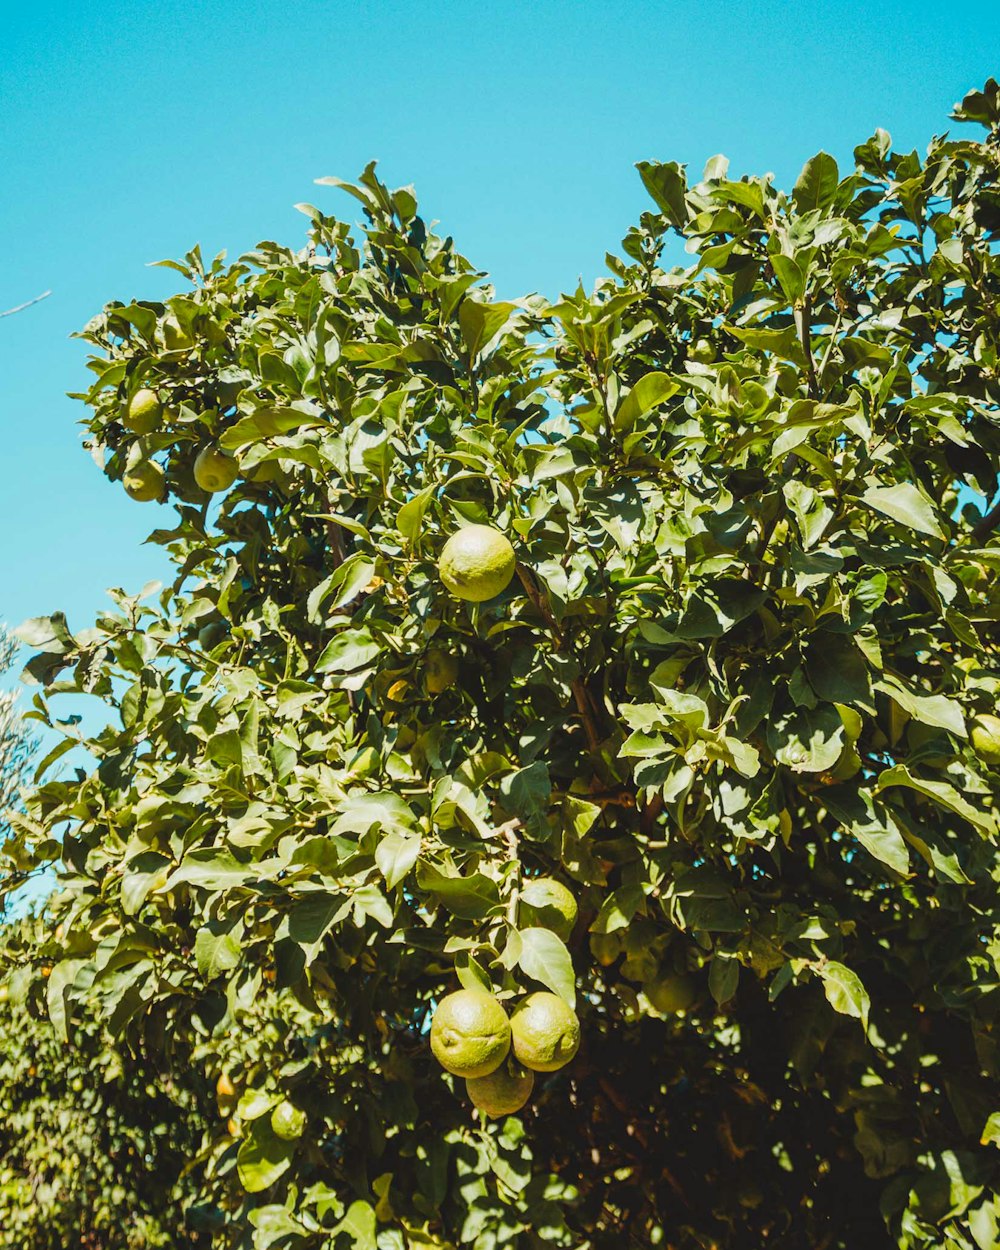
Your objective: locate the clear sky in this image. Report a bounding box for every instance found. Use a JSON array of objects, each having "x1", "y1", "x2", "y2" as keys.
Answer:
[{"x1": 1, "y1": 0, "x2": 998, "y2": 654}]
